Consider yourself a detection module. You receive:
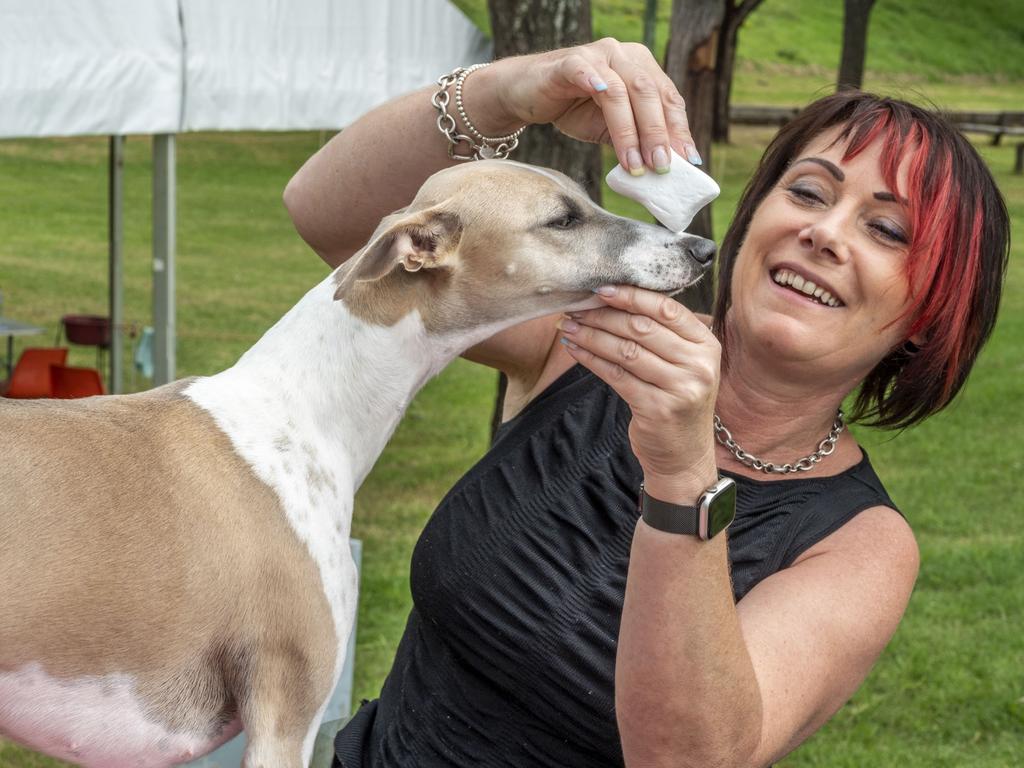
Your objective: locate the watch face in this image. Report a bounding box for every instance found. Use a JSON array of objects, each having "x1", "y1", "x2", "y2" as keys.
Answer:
[{"x1": 705, "y1": 478, "x2": 737, "y2": 539}]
